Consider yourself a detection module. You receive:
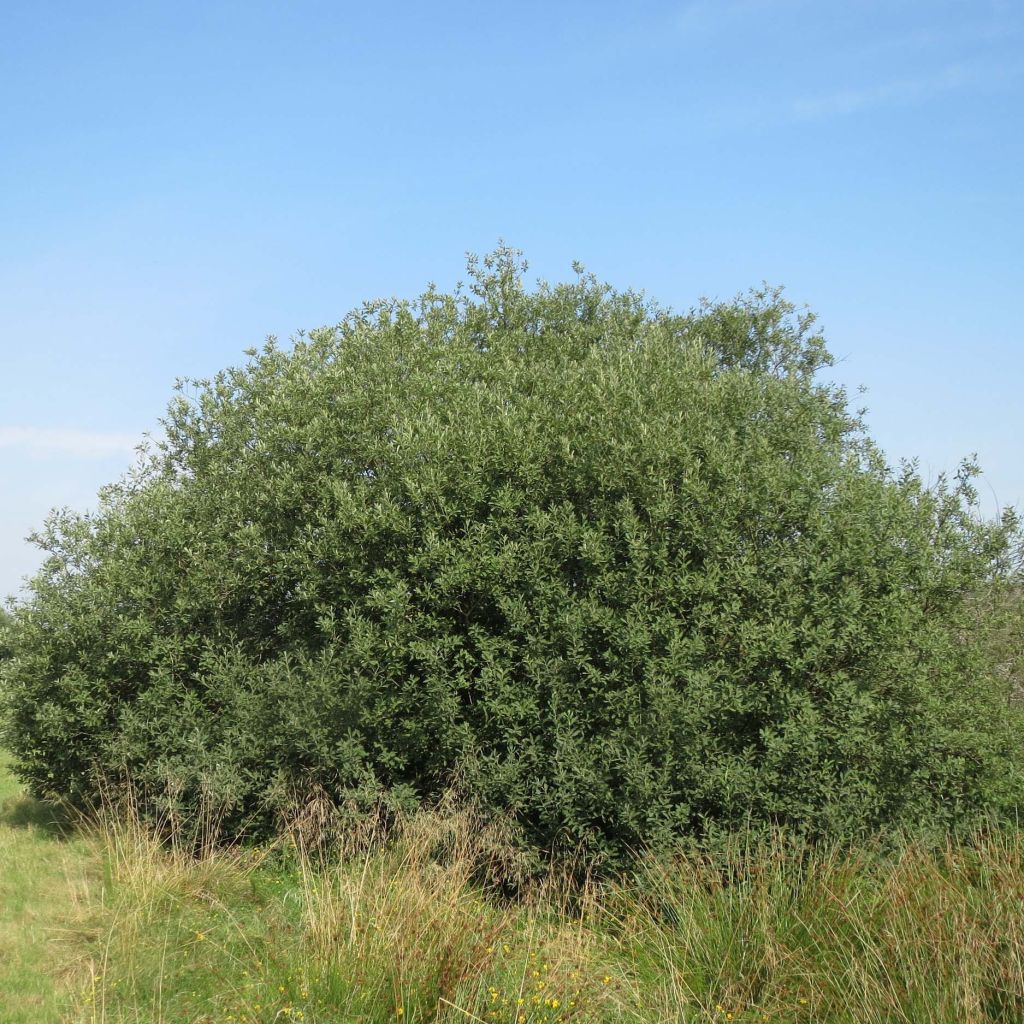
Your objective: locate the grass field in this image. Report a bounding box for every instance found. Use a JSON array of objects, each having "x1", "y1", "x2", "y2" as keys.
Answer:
[
  {"x1": 0, "y1": 752, "x2": 99, "y2": 1024},
  {"x1": 3, "y1": 754, "x2": 1024, "y2": 1023}
]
